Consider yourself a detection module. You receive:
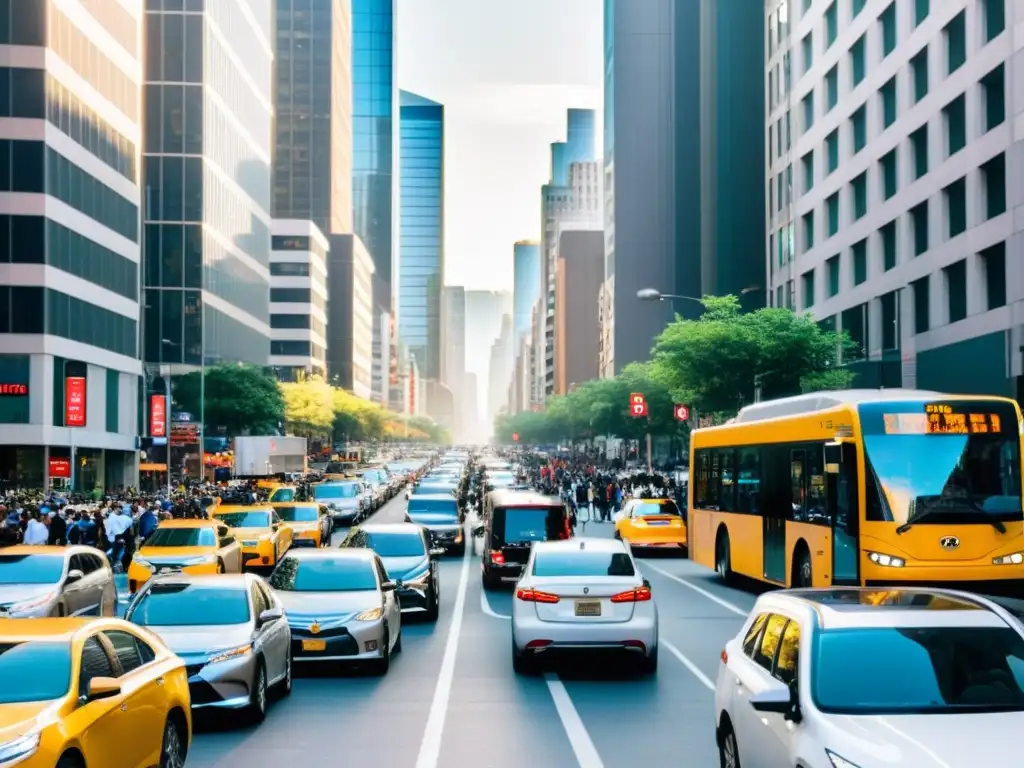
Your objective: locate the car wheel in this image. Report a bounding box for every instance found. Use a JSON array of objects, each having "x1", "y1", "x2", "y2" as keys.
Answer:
[
  {"x1": 159, "y1": 716, "x2": 187, "y2": 768},
  {"x1": 718, "y1": 720, "x2": 741, "y2": 768},
  {"x1": 56, "y1": 754, "x2": 85, "y2": 768},
  {"x1": 715, "y1": 533, "x2": 735, "y2": 585},
  {"x1": 511, "y1": 635, "x2": 534, "y2": 676},
  {"x1": 279, "y1": 647, "x2": 293, "y2": 697},
  {"x1": 374, "y1": 629, "x2": 391, "y2": 675},
  {"x1": 247, "y1": 660, "x2": 268, "y2": 723},
  {"x1": 639, "y1": 645, "x2": 658, "y2": 675},
  {"x1": 424, "y1": 587, "x2": 440, "y2": 622}
]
